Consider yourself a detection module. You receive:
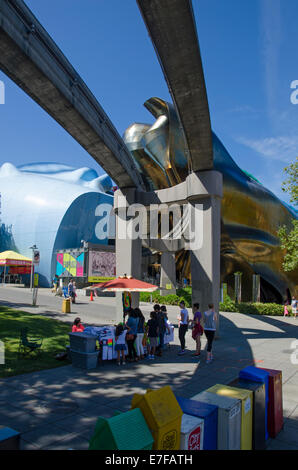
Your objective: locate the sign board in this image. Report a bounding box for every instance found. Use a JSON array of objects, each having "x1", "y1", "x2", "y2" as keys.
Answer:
[
  {"x1": 88, "y1": 251, "x2": 116, "y2": 282},
  {"x1": 56, "y1": 251, "x2": 84, "y2": 278},
  {"x1": 33, "y1": 250, "x2": 40, "y2": 265},
  {"x1": 9, "y1": 266, "x2": 31, "y2": 274},
  {"x1": 34, "y1": 273, "x2": 39, "y2": 287},
  {"x1": 166, "y1": 284, "x2": 172, "y2": 290}
]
